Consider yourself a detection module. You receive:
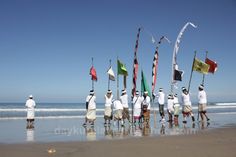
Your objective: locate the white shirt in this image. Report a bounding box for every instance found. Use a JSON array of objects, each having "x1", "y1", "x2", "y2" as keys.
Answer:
[
  {"x1": 105, "y1": 94, "x2": 113, "y2": 107},
  {"x1": 86, "y1": 95, "x2": 96, "y2": 110},
  {"x1": 198, "y1": 90, "x2": 207, "y2": 104},
  {"x1": 113, "y1": 100, "x2": 123, "y2": 110},
  {"x1": 167, "y1": 99, "x2": 174, "y2": 110},
  {"x1": 133, "y1": 96, "x2": 142, "y2": 109},
  {"x1": 142, "y1": 96, "x2": 151, "y2": 110},
  {"x1": 25, "y1": 99, "x2": 36, "y2": 109},
  {"x1": 181, "y1": 93, "x2": 192, "y2": 106},
  {"x1": 158, "y1": 92, "x2": 165, "y2": 105},
  {"x1": 173, "y1": 96, "x2": 180, "y2": 106},
  {"x1": 120, "y1": 94, "x2": 129, "y2": 108}
]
